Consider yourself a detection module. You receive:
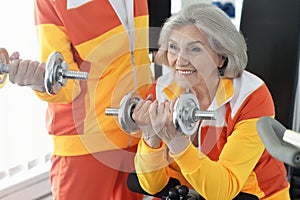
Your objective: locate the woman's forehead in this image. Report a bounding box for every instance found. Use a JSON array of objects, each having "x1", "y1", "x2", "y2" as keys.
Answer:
[{"x1": 169, "y1": 25, "x2": 207, "y2": 44}]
